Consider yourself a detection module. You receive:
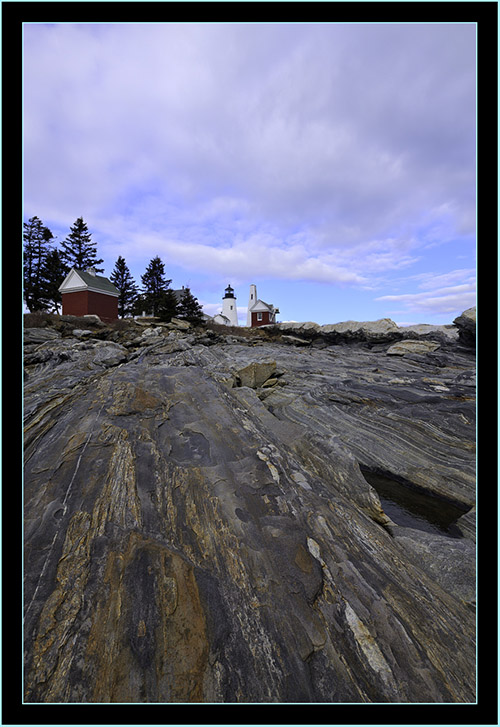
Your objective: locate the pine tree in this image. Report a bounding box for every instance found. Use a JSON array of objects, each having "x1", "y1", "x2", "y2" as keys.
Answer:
[
  {"x1": 131, "y1": 293, "x2": 148, "y2": 318},
  {"x1": 60, "y1": 217, "x2": 104, "y2": 273},
  {"x1": 110, "y1": 256, "x2": 139, "y2": 318},
  {"x1": 177, "y1": 287, "x2": 204, "y2": 324},
  {"x1": 23, "y1": 216, "x2": 56, "y2": 311},
  {"x1": 140, "y1": 256, "x2": 179, "y2": 322},
  {"x1": 41, "y1": 248, "x2": 67, "y2": 313},
  {"x1": 156, "y1": 288, "x2": 179, "y2": 323},
  {"x1": 141, "y1": 256, "x2": 171, "y2": 316}
]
